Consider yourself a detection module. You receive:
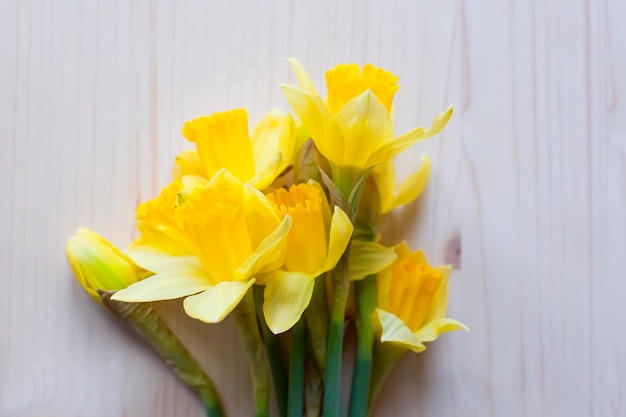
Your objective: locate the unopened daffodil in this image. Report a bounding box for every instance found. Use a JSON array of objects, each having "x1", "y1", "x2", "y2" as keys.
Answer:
[{"x1": 66, "y1": 228, "x2": 148, "y2": 303}]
